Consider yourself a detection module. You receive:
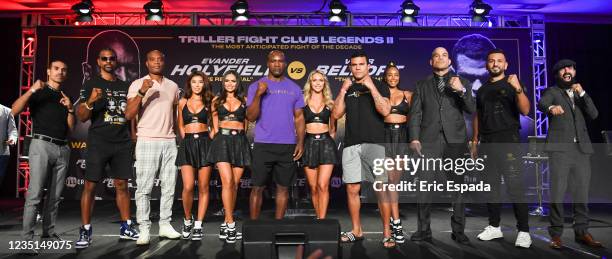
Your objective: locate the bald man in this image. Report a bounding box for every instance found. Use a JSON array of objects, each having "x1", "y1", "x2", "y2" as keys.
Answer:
[
  {"x1": 409, "y1": 47, "x2": 475, "y2": 244},
  {"x1": 126, "y1": 50, "x2": 182, "y2": 245},
  {"x1": 246, "y1": 50, "x2": 305, "y2": 220}
]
